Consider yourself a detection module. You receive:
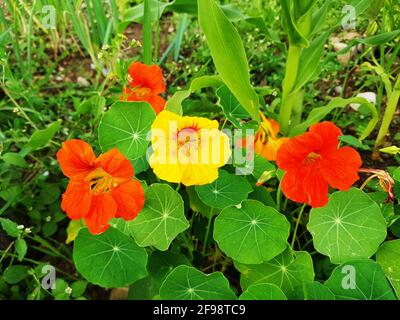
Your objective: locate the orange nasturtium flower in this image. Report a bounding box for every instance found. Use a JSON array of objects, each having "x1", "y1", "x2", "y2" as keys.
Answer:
[
  {"x1": 149, "y1": 111, "x2": 231, "y2": 186},
  {"x1": 276, "y1": 122, "x2": 362, "y2": 208},
  {"x1": 121, "y1": 61, "x2": 166, "y2": 114},
  {"x1": 254, "y1": 113, "x2": 288, "y2": 161},
  {"x1": 57, "y1": 140, "x2": 145, "y2": 235}
]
